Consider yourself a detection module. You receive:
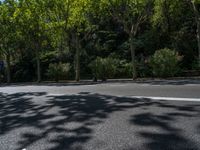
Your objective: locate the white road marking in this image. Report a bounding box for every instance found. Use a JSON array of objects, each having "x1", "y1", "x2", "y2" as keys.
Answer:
[
  {"x1": 47, "y1": 93, "x2": 200, "y2": 102},
  {"x1": 105, "y1": 84, "x2": 127, "y2": 87},
  {"x1": 83, "y1": 85, "x2": 97, "y2": 87},
  {"x1": 129, "y1": 96, "x2": 200, "y2": 102},
  {"x1": 47, "y1": 93, "x2": 66, "y2": 96}
]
